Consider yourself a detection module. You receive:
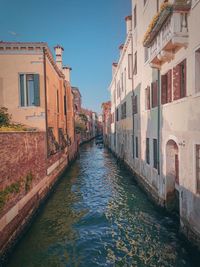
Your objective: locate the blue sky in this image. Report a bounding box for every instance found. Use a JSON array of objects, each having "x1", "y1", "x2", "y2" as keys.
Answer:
[{"x1": 0, "y1": 0, "x2": 131, "y2": 113}]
